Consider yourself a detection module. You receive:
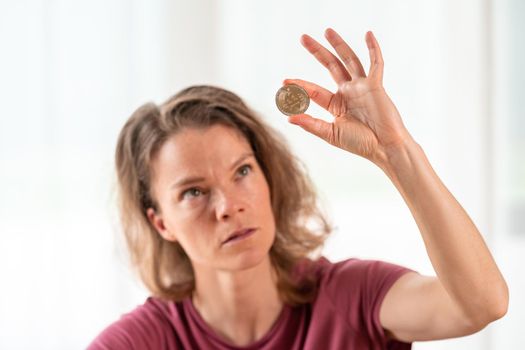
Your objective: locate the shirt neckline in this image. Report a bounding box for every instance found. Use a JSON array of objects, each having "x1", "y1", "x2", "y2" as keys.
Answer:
[{"x1": 183, "y1": 297, "x2": 291, "y2": 349}]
